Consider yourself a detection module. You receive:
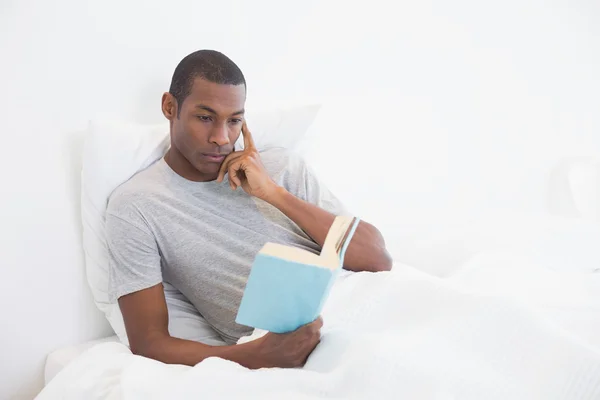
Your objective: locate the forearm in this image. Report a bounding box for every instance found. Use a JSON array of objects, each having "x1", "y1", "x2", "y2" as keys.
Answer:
[
  {"x1": 266, "y1": 187, "x2": 392, "y2": 272},
  {"x1": 135, "y1": 334, "x2": 263, "y2": 369}
]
